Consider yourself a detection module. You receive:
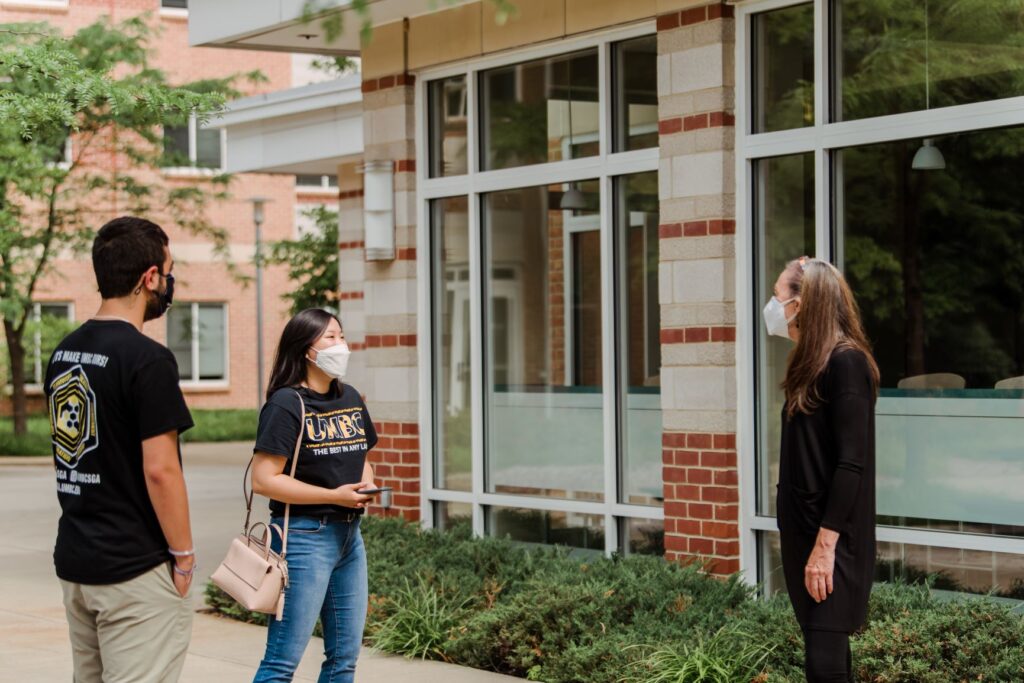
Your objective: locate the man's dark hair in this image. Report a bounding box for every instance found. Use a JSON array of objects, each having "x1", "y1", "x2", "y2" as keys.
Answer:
[{"x1": 92, "y1": 217, "x2": 169, "y2": 299}]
